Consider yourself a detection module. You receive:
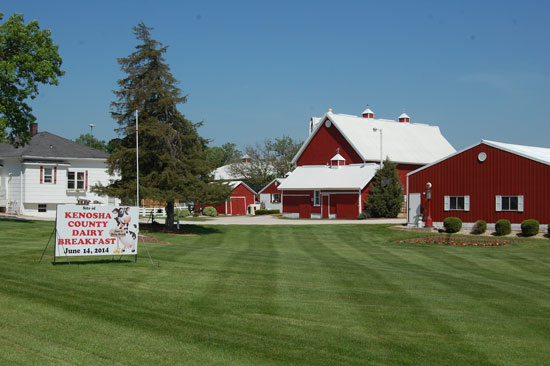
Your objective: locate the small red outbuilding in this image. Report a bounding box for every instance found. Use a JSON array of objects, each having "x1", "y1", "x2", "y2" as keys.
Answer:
[
  {"x1": 209, "y1": 181, "x2": 257, "y2": 216},
  {"x1": 407, "y1": 140, "x2": 550, "y2": 229}
]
